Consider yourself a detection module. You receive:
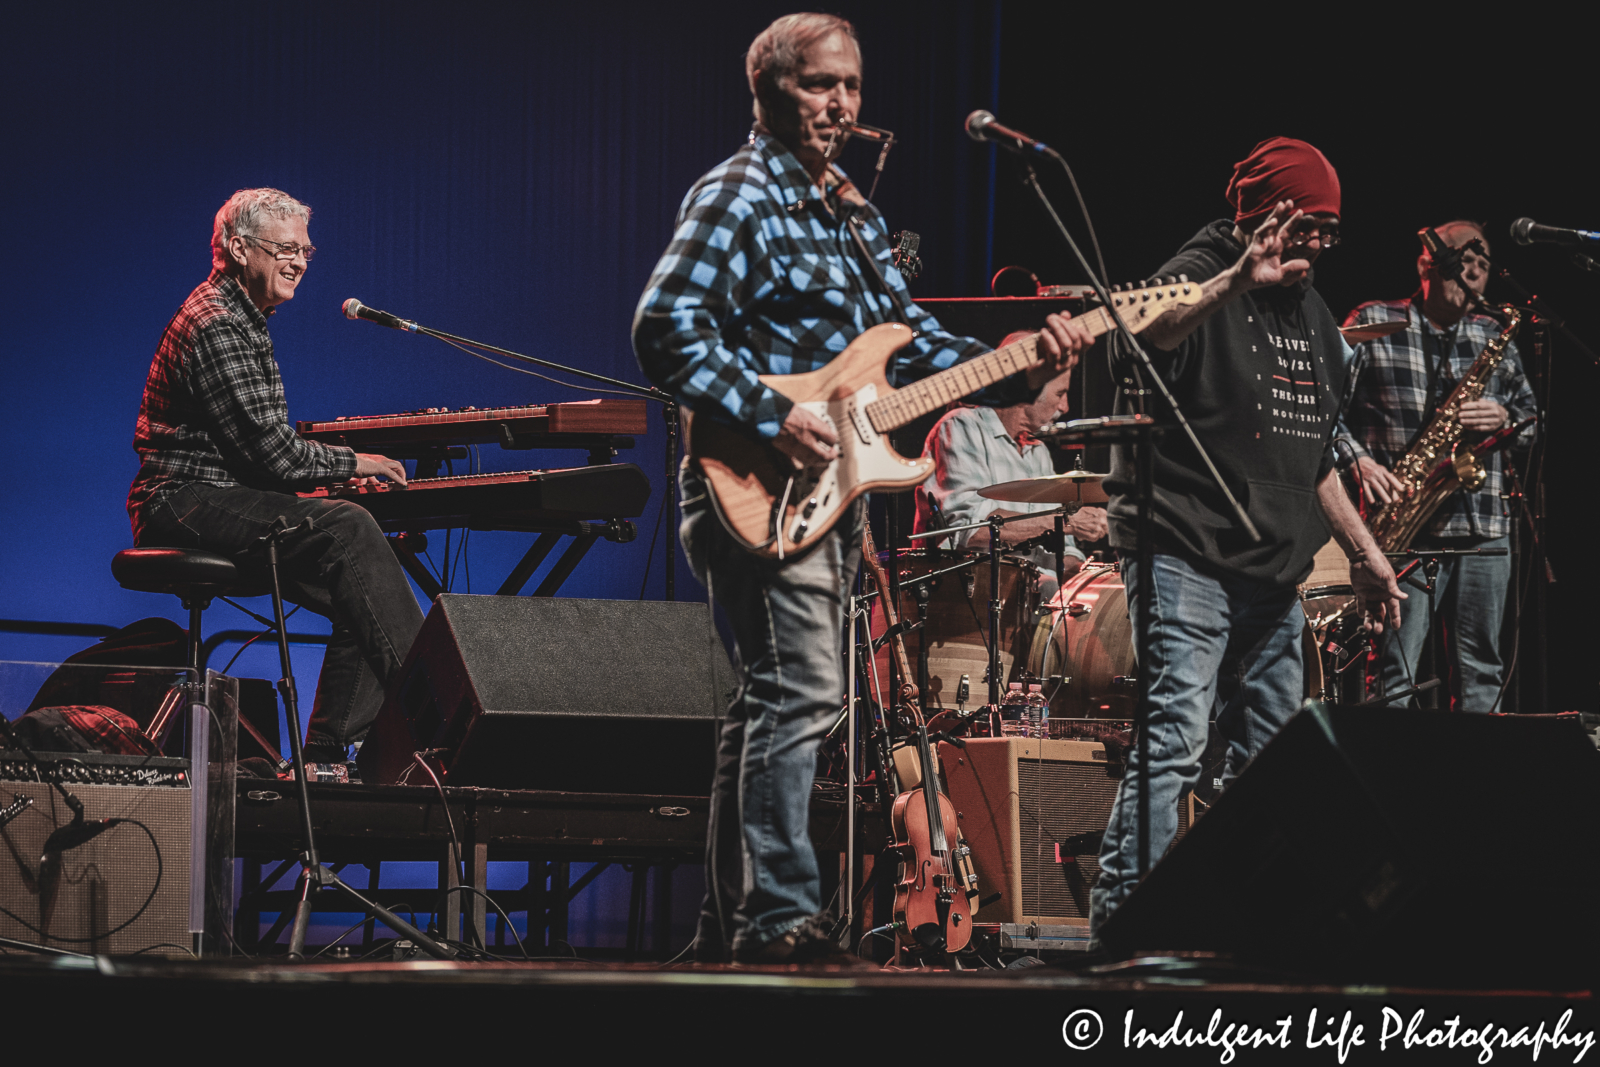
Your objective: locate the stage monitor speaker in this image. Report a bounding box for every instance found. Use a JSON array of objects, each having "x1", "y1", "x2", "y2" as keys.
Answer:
[
  {"x1": 359, "y1": 595, "x2": 736, "y2": 793},
  {"x1": 1098, "y1": 706, "x2": 1600, "y2": 985},
  {"x1": 939, "y1": 737, "x2": 1191, "y2": 927}
]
